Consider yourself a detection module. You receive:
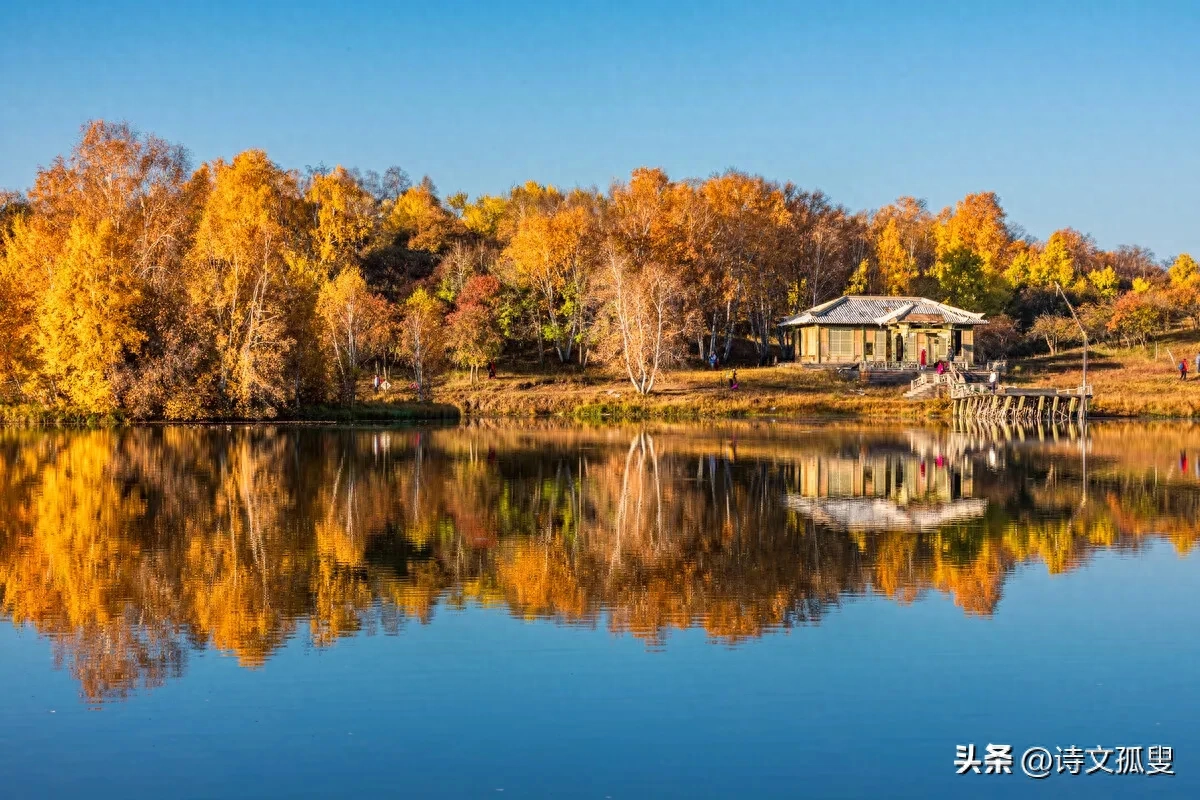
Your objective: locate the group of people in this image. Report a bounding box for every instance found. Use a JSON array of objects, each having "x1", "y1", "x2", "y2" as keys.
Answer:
[
  {"x1": 1180, "y1": 353, "x2": 1200, "y2": 381},
  {"x1": 372, "y1": 374, "x2": 392, "y2": 392}
]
